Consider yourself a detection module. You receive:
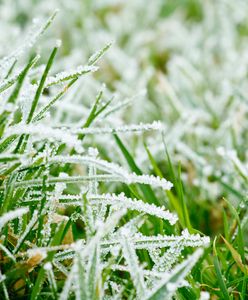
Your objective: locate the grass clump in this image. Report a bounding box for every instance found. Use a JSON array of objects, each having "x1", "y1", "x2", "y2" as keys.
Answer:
[{"x1": 0, "y1": 1, "x2": 247, "y2": 299}]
